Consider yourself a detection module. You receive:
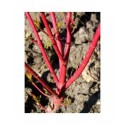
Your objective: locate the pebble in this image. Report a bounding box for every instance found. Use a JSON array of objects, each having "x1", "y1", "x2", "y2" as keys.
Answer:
[
  {"x1": 34, "y1": 56, "x2": 42, "y2": 64},
  {"x1": 82, "y1": 70, "x2": 93, "y2": 82},
  {"x1": 91, "y1": 13, "x2": 98, "y2": 23}
]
